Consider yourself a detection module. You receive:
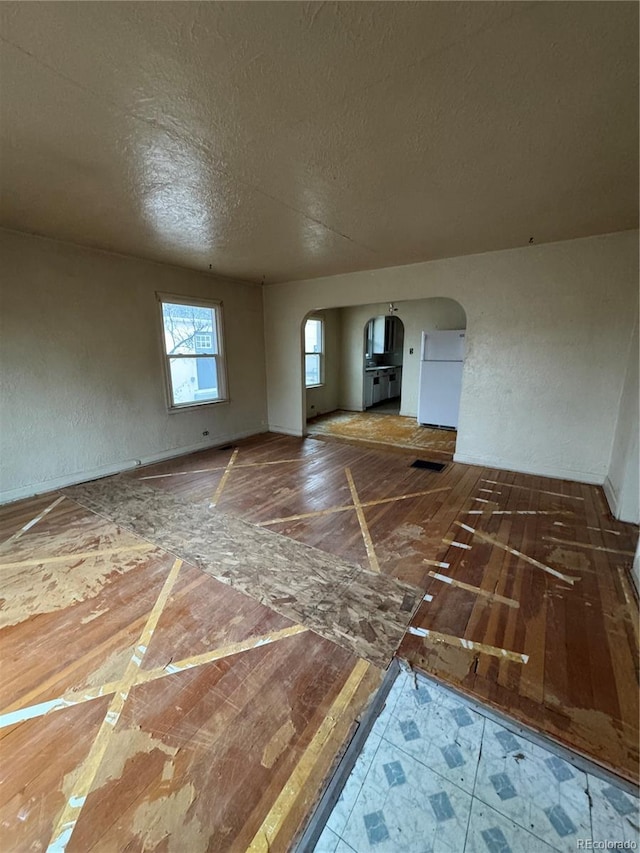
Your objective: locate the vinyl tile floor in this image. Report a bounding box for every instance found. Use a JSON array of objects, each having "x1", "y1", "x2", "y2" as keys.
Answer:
[{"x1": 313, "y1": 670, "x2": 640, "y2": 853}]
